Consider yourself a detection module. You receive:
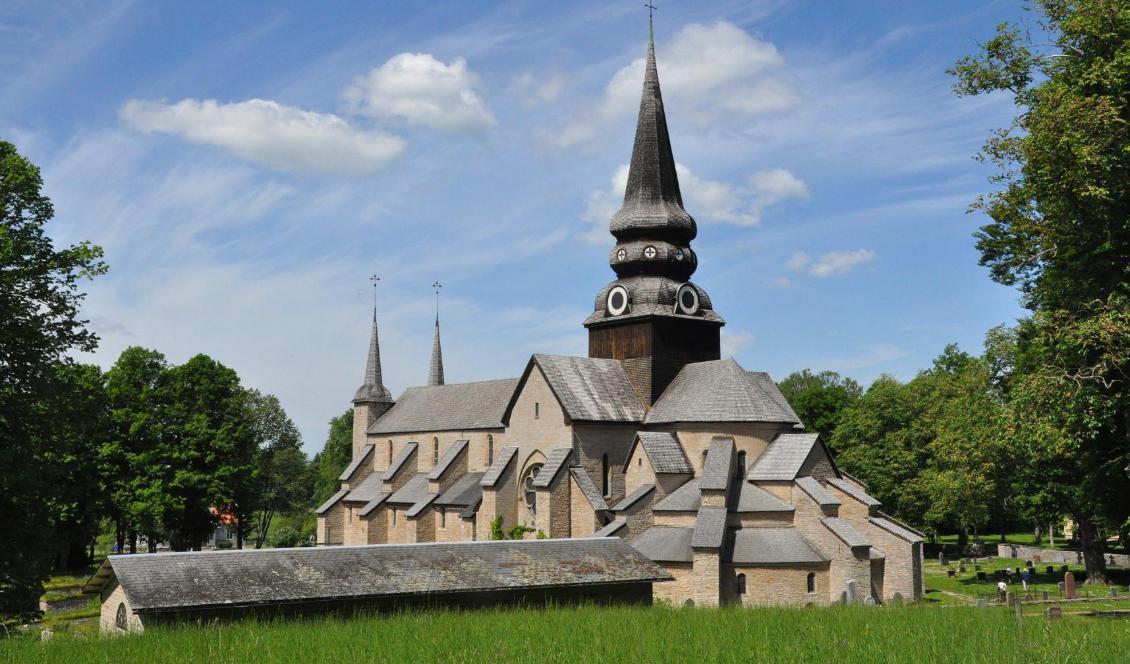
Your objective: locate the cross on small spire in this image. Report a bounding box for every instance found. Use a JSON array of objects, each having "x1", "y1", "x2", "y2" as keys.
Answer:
[
  {"x1": 432, "y1": 281, "x2": 443, "y2": 322},
  {"x1": 369, "y1": 274, "x2": 380, "y2": 309},
  {"x1": 645, "y1": 2, "x2": 657, "y2": 40}
]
